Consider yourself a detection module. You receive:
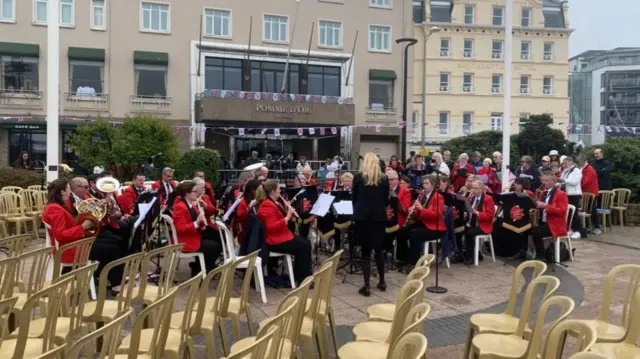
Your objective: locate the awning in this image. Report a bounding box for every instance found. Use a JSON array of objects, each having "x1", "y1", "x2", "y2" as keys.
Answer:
[
  {"x1": 369, "y1": 69, "x2": 397, "y2": 80},
  {"x1": 0, "y1": 42, "x2": 40, "y2": 57},
  {"x1": 0, "y1": 121, "x2": 78, "y2": 130},
  {"x1": 68, "y1": 47, "x2": 105, "y2": 61},
  {"x1": 134, "y1": 51, "x2": 169, "y2": 65}
]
